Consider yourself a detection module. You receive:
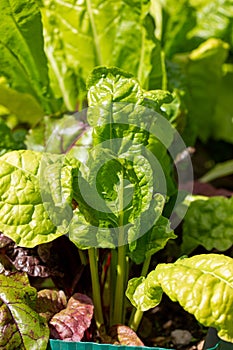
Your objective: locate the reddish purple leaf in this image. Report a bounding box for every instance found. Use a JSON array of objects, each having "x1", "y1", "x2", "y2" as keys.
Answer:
[
  {"x1": 0, "y1": 233, "x2": 64, "y2": 278},
  {"x1": 49, "y1": 293, "x2": 94, "y2": 341},
  {"x1": 35, "y1": 289, "x2": 67, "y2": 321},
  {"x1": 108, "y1": 325, "x2": 144, "y2": 346}
]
